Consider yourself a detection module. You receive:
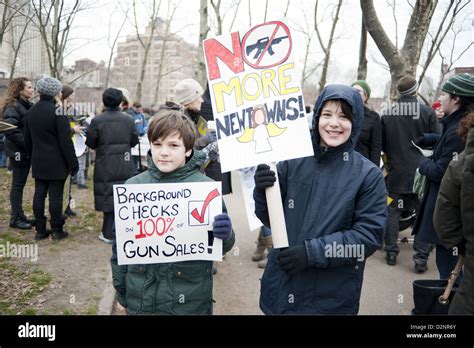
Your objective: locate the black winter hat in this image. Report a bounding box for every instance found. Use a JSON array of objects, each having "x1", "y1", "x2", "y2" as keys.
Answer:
[{"x1": 102, "y1": 88, "x2": 123, "y2": 107}]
